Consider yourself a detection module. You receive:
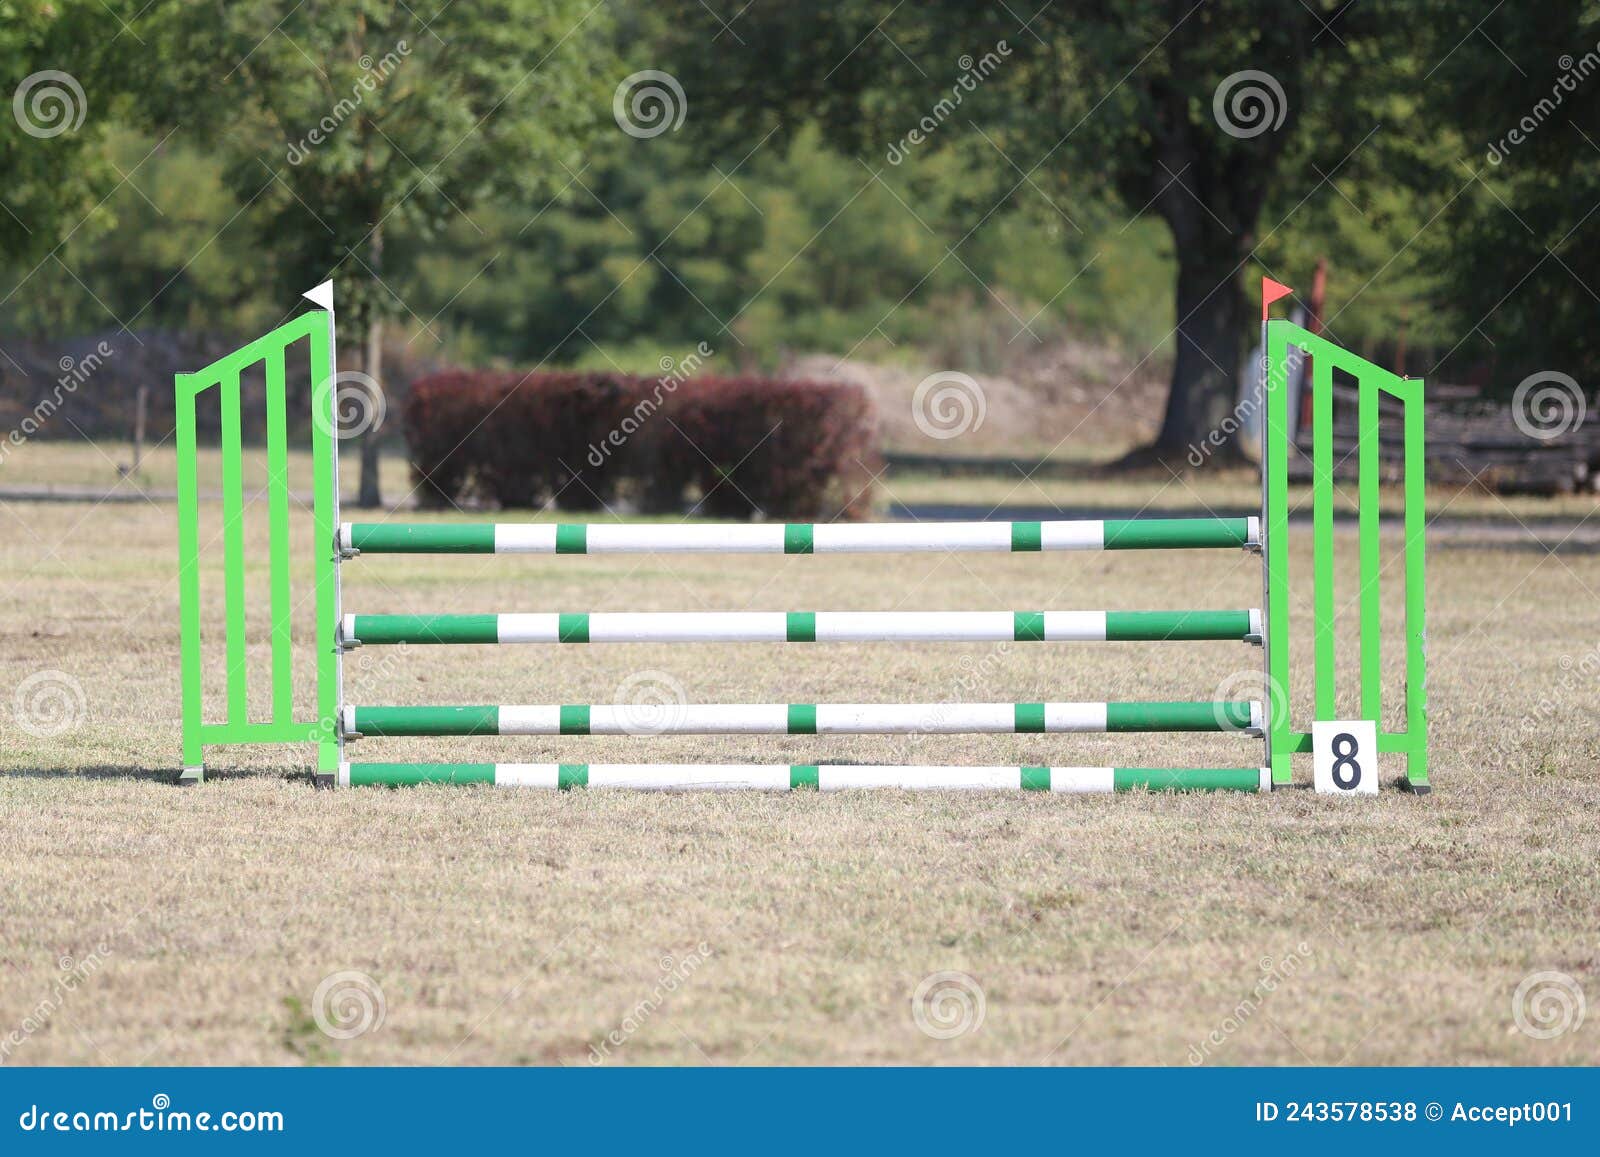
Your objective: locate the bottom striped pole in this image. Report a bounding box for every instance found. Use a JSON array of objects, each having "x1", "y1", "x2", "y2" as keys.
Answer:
[{"x1": 339, "y1": 763, "x2": 1271, "y2": 792}]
